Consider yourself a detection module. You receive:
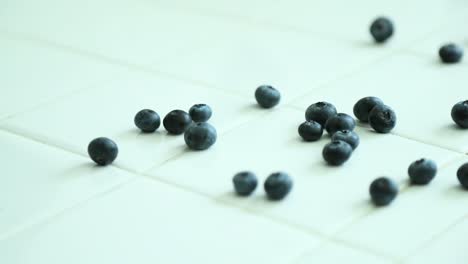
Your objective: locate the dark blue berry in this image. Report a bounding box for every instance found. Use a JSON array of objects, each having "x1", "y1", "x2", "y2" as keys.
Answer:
[
  {"x1": 457, "y1": 163, "x2": 468, "y2": 189},
  {"x1": 298, "y1": 121, "x2": 323, "y2": 142},
  {"x1": 408, "y1": 158, "x2": 437, "y2": 185},
  {"x1": 134, "y1": 109, "x2": 161, "y2": 133},
  {"x1": 255, "y1": 85, "x2": 281, "y2": 108},
  {"x1": 451, "y1": 101, "x2": 468, "y2": 128},
  {"x1": 264, "y1": 172, "x2": 293, "y2": 200},
  {"x1": 184, "y1": 122, "x2": 217, "y2": 150},
  {"x1": 163, "y1": 110, "x2": 192, "y2": 135},
  {"x1": 305, "y1": 102, "x2": 337, "y2": 126},
  {"x1": 370, "y1": 177, "x2": 398, "y2": 206},
  {"x1": 353, "y1": 96, "x2": 384, "y2": 123},
  {"x1": 233, "y1": 171, "x2": 258, "y2": 196},
  {"x1": 189, "y1": 104, "x2": 212, "y2": 123},
  {"x1": 439, "y1": 43, "x2": 463, "y2": 64},
  {"x1": 325, "y1": 113, "x2": 356, "y2": 135},
  {"x1": 368, "y1": 105, "x2": 396, "y2": 133},
  {"x1": 322, "y1": 140, "x2": 353, "y2": 166},
  {"x1": 370, "y1": 17, "x2": 394, "y2": 43},
  {"x1": 331, "y1": 130, "x2": 360, "y2": 150},
  {"x1": 87, "y1": 137, "x2": 118, "y2": 166}
]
